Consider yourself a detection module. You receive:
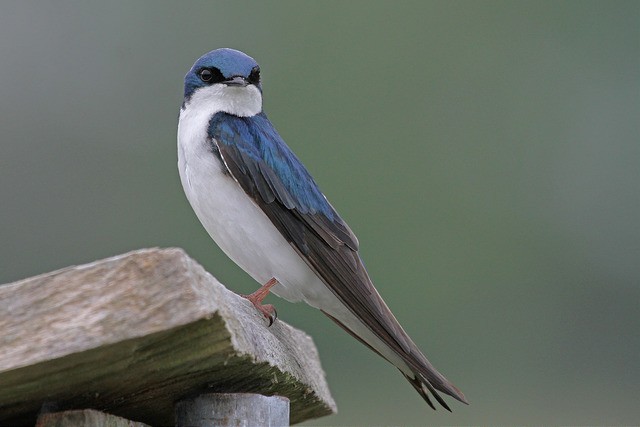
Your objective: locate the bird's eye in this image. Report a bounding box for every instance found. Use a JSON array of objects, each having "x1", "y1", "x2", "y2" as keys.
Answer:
[
  {"x1": 199, "y1": 69, "x2": 213, "y2": 81},
  {"x1": 198, "y1": 67, "x2": 223, "y2": 83},
  {"x1": 248, "y1": 67, "x2": 260, "y2": 85}
]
